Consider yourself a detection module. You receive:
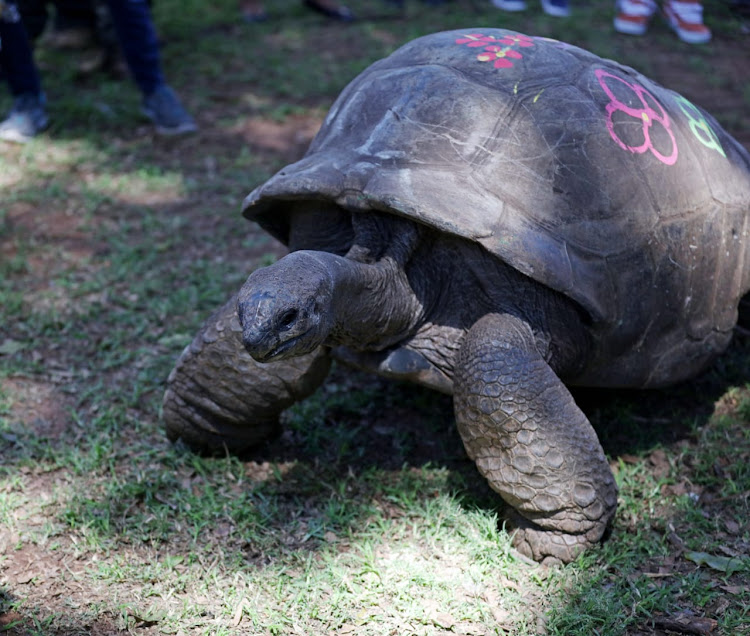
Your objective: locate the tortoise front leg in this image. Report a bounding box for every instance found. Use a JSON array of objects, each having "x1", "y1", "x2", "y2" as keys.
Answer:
[
  {"x1": 162, "y1": 294, "x2": 331, "y2": 453},
  {"x1": 453, "y1": 313, "x2": 618, "y2": 565}
]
